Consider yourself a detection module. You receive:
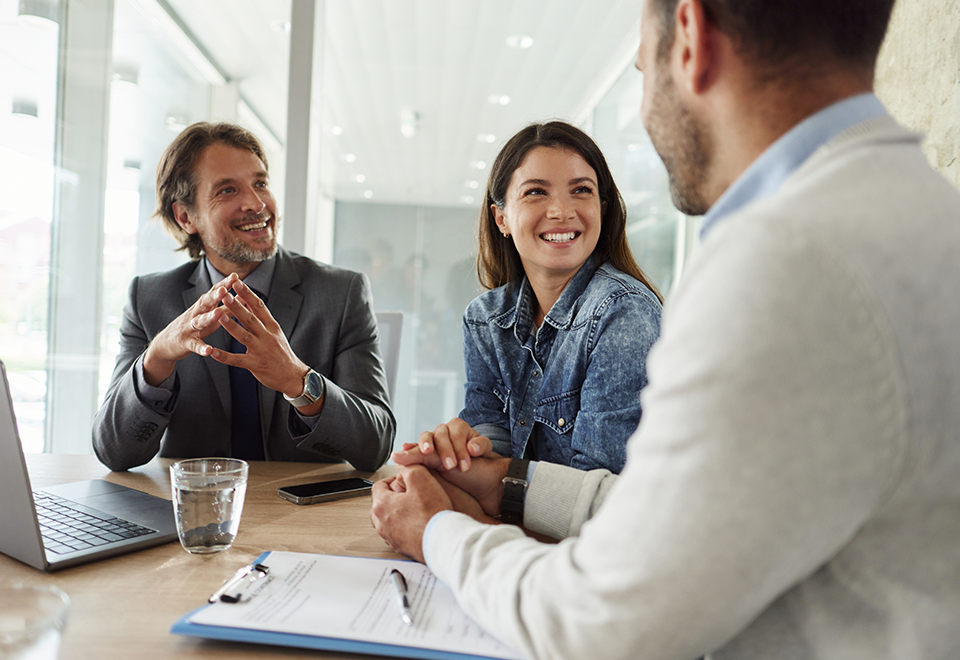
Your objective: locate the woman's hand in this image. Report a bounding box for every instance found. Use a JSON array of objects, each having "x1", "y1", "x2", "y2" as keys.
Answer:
[{"x1": 393, "y1": 418, "x2": 494, "y2": 472}]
